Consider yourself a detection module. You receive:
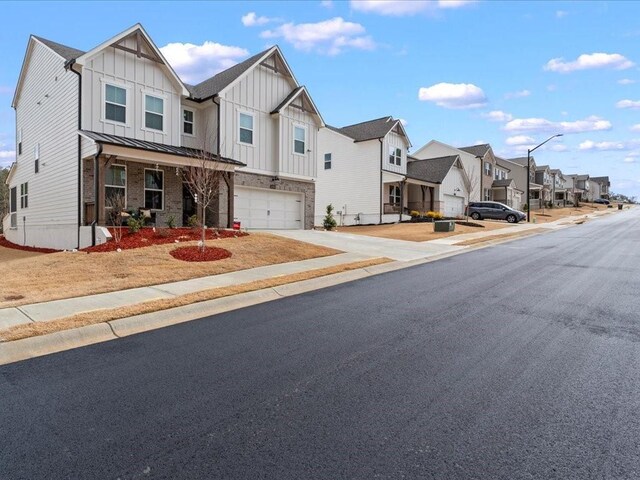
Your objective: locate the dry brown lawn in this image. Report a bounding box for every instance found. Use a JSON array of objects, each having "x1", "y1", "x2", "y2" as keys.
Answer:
[
  {"x1": 0, "y1": 257, "x2": 390, "y2": 342},
  {"x1": 529, "y1": 203, "x2": 609, "y2": 224},
  {"x1": 0, "y1": 245, "x2": 46, "y2": 263},
  {"x1": 338, "y1": 220, "x2": 510, "y2": 242},
  {"x1": 0, "y1": 233, "x2": 339, "y2": 308}
]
